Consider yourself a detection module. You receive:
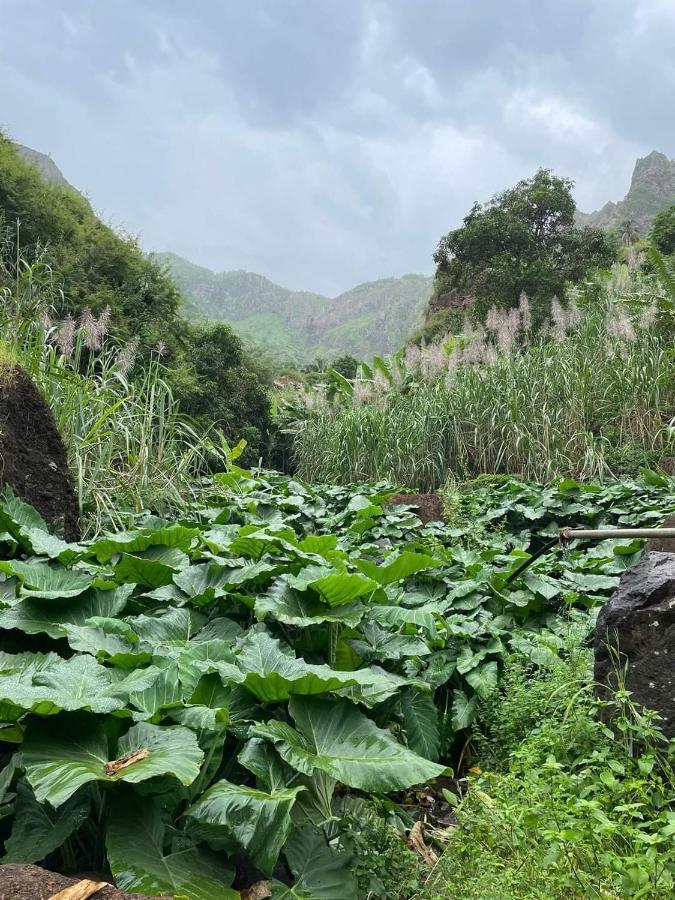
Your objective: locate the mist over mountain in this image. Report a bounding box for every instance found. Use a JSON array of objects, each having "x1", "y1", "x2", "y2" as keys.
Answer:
[{"x1": 157, "y1": 252, "x2": 431, "y2": 364}]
